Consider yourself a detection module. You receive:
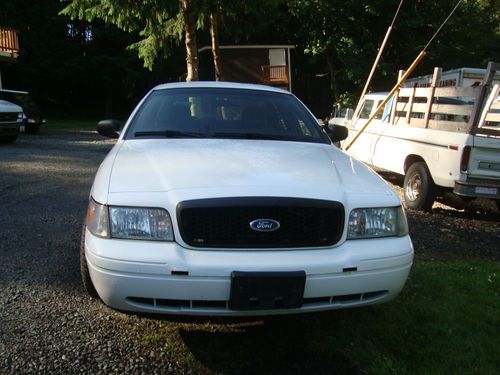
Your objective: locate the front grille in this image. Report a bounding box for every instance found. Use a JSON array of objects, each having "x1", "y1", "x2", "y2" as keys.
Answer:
[
  {"x1": 177, "y1": 197, "x2": 344, "y2": 248},
  {"x1": 0, "y1": 113, "x2": 18, "y2": 123}
]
